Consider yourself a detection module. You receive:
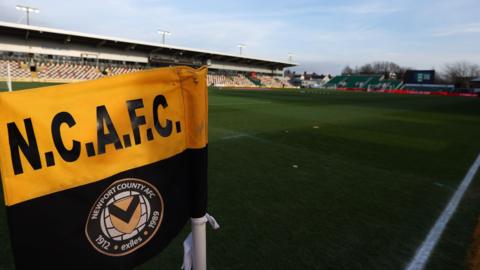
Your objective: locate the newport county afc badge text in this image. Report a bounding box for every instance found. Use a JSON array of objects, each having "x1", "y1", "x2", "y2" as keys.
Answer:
[{"x1": 85, "y1": 178, "x2": 164, "y2": 256}]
